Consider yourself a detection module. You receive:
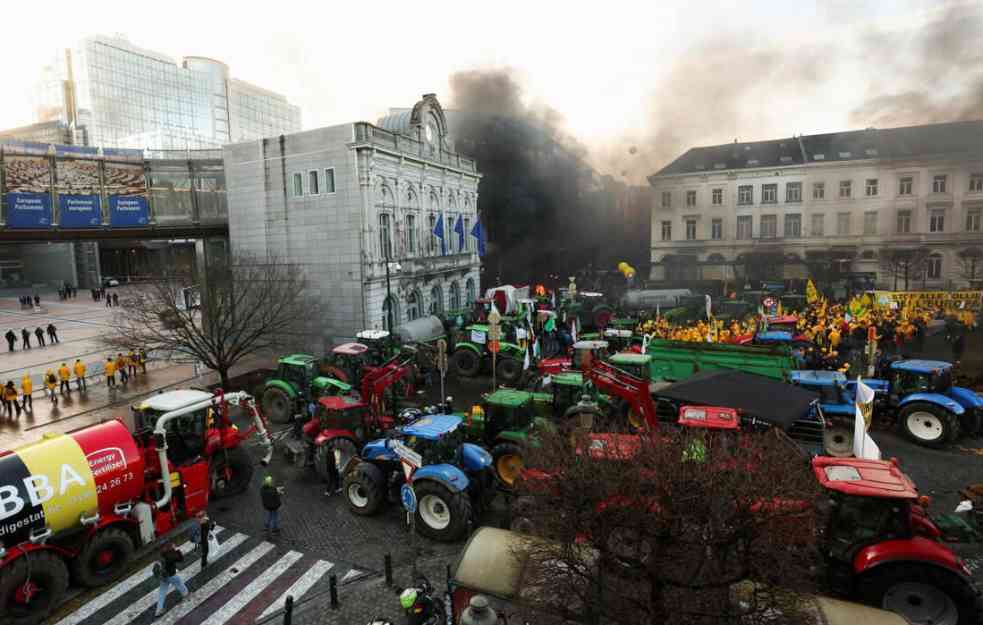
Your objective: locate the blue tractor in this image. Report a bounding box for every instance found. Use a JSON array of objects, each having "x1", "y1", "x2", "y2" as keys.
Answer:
[
  {"x1": 789, "y1": 360, "x2": 983, "y2": 451},
  {"x1": 342, "y1": 413, "x2": 494, "y2": 542}
]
